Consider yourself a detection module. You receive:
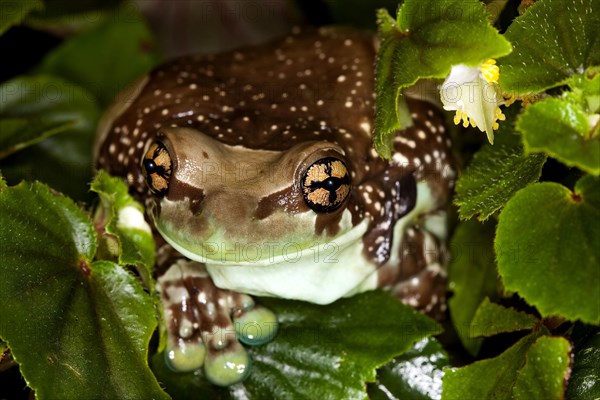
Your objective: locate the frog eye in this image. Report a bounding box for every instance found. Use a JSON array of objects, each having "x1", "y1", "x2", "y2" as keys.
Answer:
[
  {"x1": 302, "y1": 157, "x2": 351, "y2": 213},
  {"x1": 142, "y1": 141, "x2": 172, "y2": 196}
]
